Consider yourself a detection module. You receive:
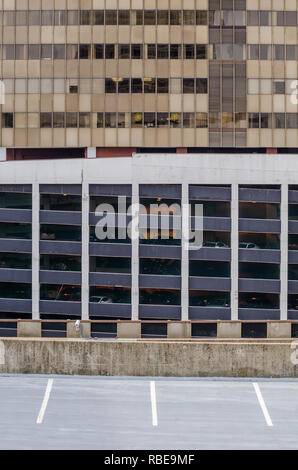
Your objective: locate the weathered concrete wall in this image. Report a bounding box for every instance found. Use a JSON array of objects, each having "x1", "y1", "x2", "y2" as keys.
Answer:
[{"x1": 0, "y1": 338, "x2": 297, "y2": 377}]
